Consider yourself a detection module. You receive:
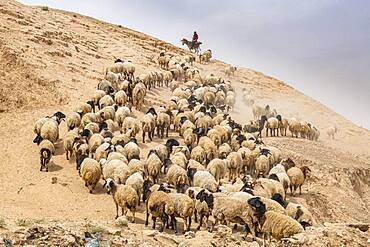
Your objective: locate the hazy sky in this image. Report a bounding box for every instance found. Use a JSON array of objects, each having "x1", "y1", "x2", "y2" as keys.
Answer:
[{"x1": 20, "y1": 0, "x2": 370, "y2": 129}]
